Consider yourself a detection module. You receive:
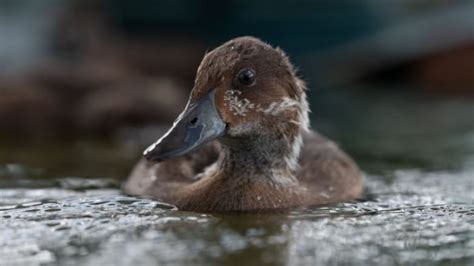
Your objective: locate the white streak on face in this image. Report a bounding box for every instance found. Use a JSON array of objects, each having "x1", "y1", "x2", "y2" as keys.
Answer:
[
  {"x1": 257, "y1": 102, "x2": 278, "y2": 114},
  {"x1": 223, "y1": 90, "x2": 255, "y2": 116},
  {"x1": 224, "y1": 90, "x2": 303, "y2": 118},
  {"x1": 267, "y1": 97, "x2": 299, "y2": 115}
]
